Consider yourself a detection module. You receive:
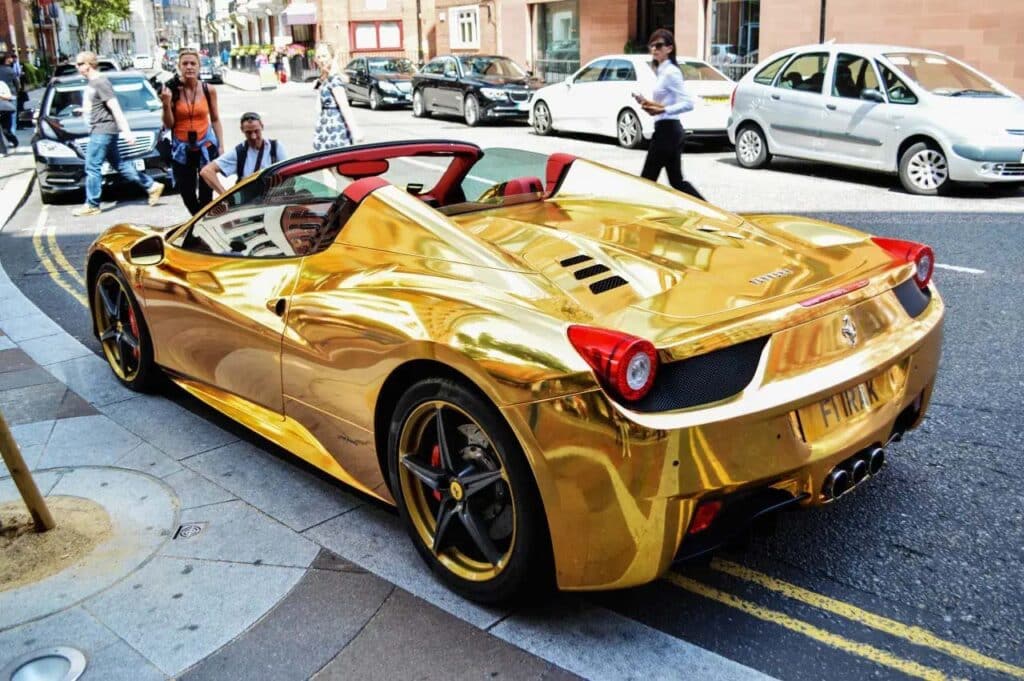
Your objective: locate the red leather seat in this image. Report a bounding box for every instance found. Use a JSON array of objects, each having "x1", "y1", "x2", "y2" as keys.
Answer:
[
  {"x1": 545, "y1": 153, "x2": 576, "y2": 196},
  {"x1": 501, "y1": 176, "x2": 544, "y2": 197}
]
